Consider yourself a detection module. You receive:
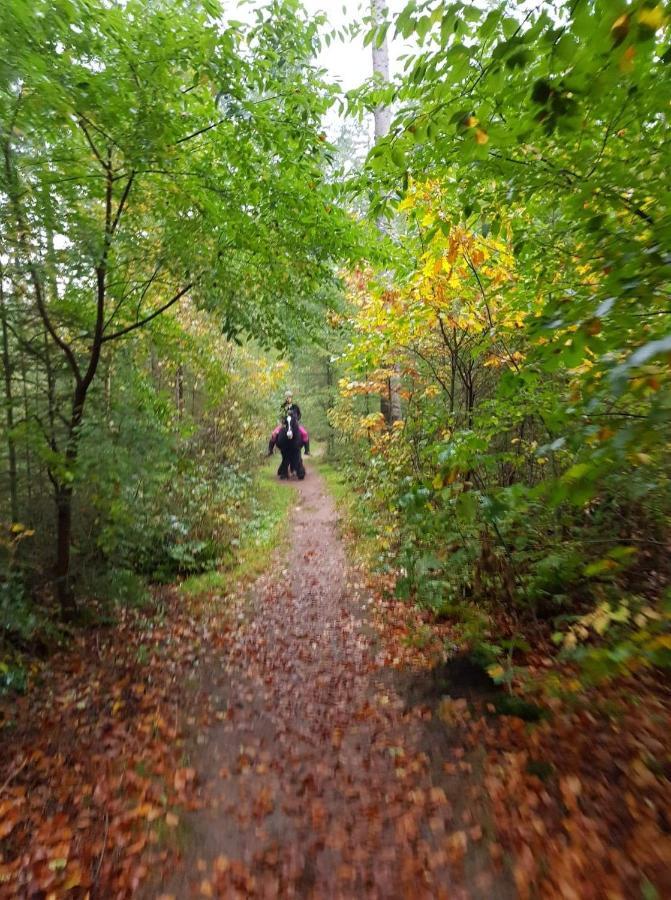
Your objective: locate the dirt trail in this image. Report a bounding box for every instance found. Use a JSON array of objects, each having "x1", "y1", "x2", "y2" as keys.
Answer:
[{"x1": 158, "y1": 466, "x2": 510, "y2": 899}]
